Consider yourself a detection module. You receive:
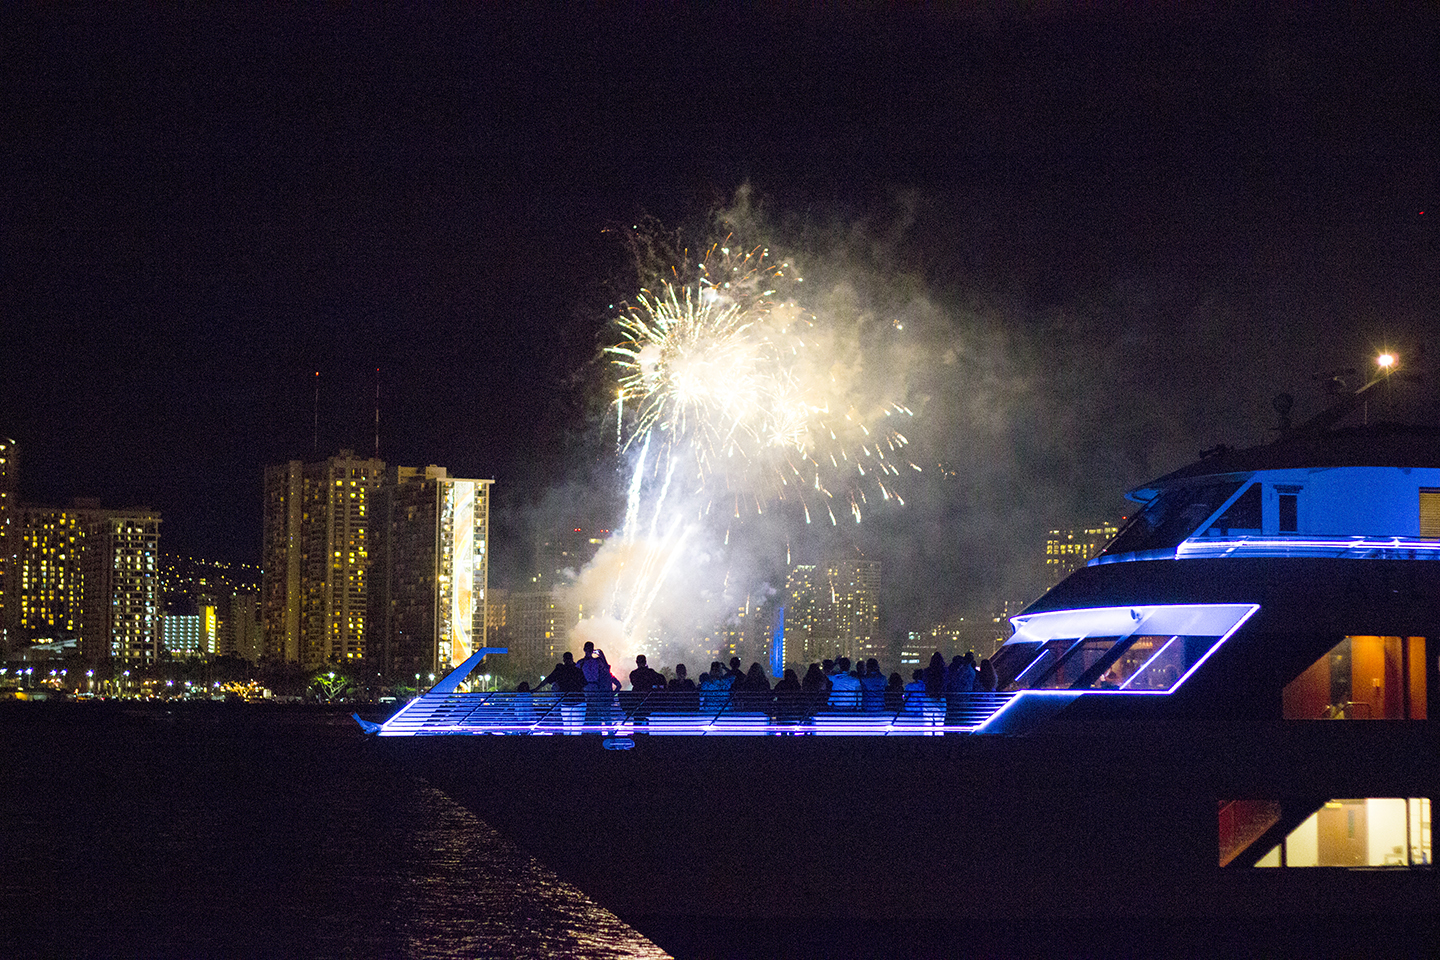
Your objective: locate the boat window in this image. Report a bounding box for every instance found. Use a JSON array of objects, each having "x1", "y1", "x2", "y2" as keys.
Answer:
[
  {"x1": 1203, "y1": 482, "x2": 1262, "y2": 536},
  {"x1": 1098, "y1": 480, "x2": 1244, "y2": 558},
  {"x1": 991, "y1": 641, "x2": 1041, "y2": 690},
  {"x1": 1421, "y1": 488, "x2": 1440, "y2": 538},
  {"x1": 1282, "y1": 636, "x2": 1427, "y2": 720},
  {"x1": 1091, "y1": 635, "x2": 1170, "y2": 689},
  {"x1": 1277, "y1": 485, "x2": 1300, "y2": 532},
  {"x1": 1251, "y1": 798, "x2": 1431, "y2": 868},
  {"x1": 1010, "y1": 638, "x2": 1080, "y2": 689},
  {"x1": 1036, "y1": 637, "x2": 1123, "y2": 689},
  {"x1": 1121, "y1": 635, "x2": 1214, "y2": 691}
]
